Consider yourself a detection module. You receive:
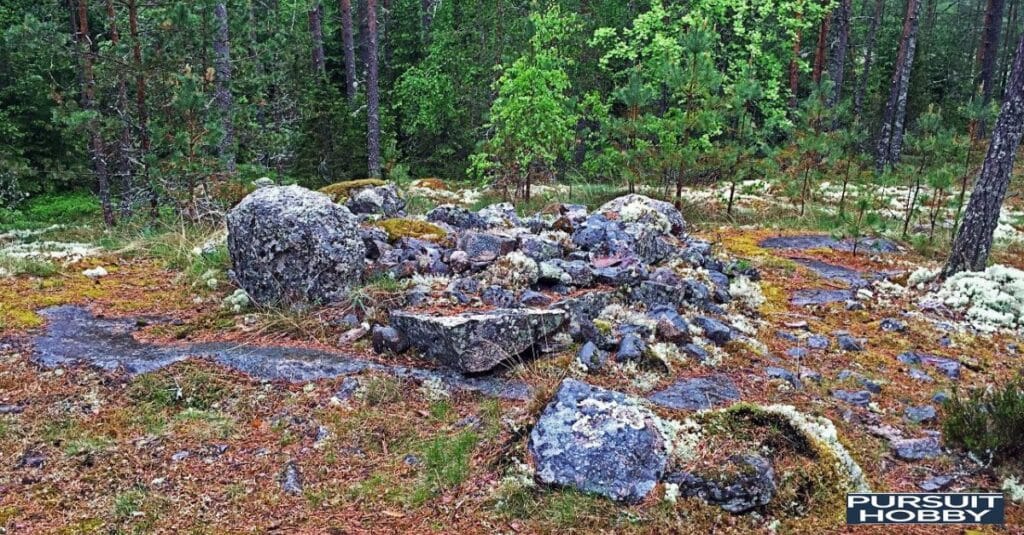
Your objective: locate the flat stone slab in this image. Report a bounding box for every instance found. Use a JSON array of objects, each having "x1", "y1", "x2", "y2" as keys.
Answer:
[
  {"x1": 648, "y1": 375, "x2": 740, "y2": 410},
  {"x1": 759, "y1": 235, "x2": 898, "y2": 253},
  {"x1": 389, "y1": 308, "x2": 566, "y2": 374},
  {"x1": 529, "y1": 379, "x2": 668, "y2": 503},
  {"x1": 791, "y1": 289, "x2": 854, "y2": 306},
  {"x1": 32, "y1": 306, "x2": 530, "y2": 400},
  {"x1": 792, "y1": 258, "x2": 868, "y2": 287}
]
